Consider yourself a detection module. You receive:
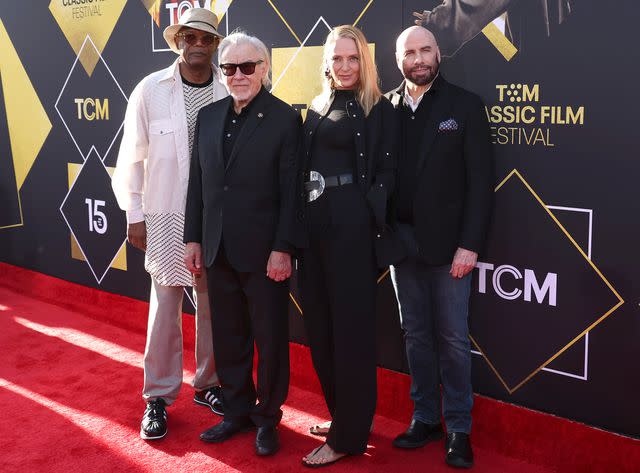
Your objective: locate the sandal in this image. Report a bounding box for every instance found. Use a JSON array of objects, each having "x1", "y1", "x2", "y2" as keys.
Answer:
[{"x1": 302, "y1": 443, "x2": 349, "y2": 468}]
